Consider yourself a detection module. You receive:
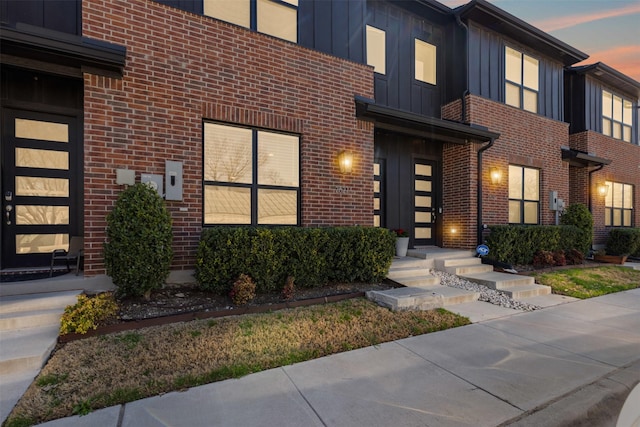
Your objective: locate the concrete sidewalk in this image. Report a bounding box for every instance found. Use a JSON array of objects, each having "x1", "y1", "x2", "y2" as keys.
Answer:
[{"x1": 29, "y1": 287, "x2": 640, "y2": 427}]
